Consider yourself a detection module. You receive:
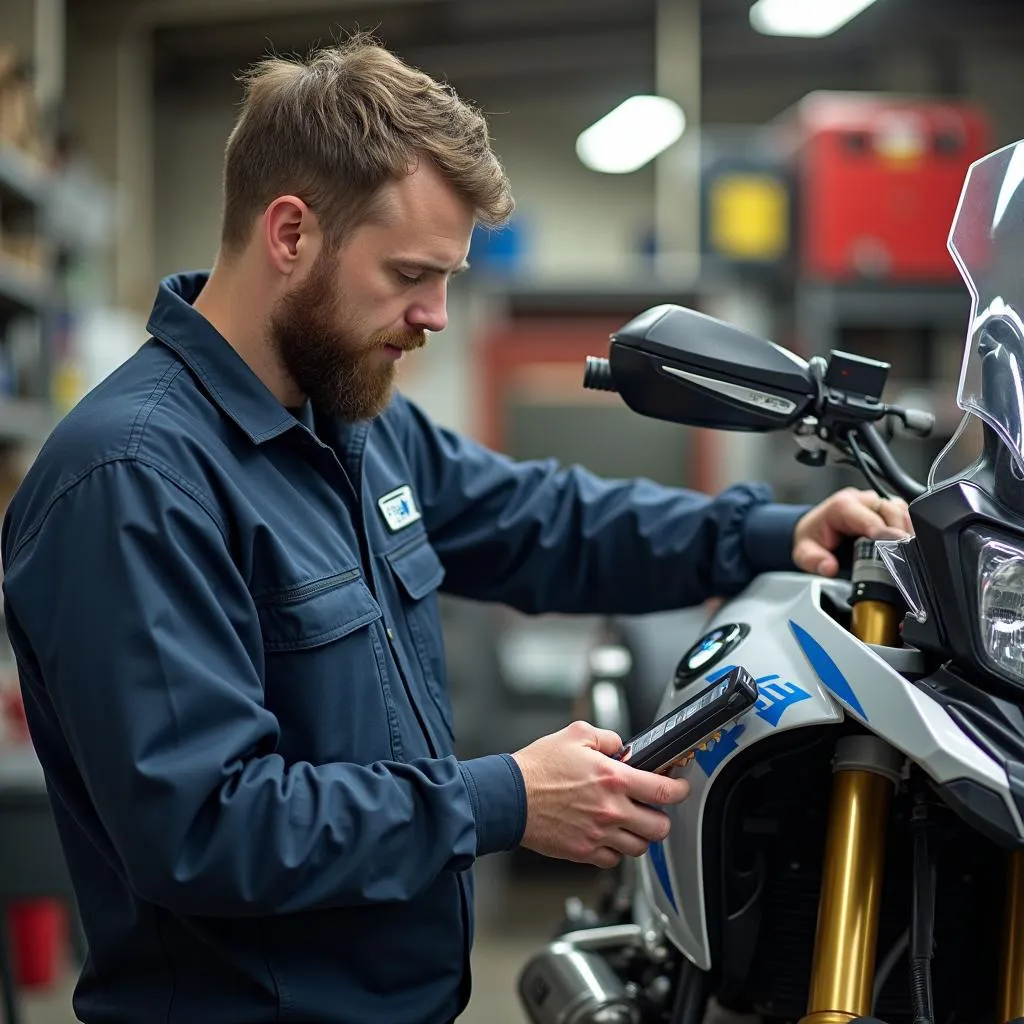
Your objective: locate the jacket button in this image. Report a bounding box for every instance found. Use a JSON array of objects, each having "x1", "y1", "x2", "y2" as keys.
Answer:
[{"x1": 386, "y1": 627, "x2": 394, "y2": 641}]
